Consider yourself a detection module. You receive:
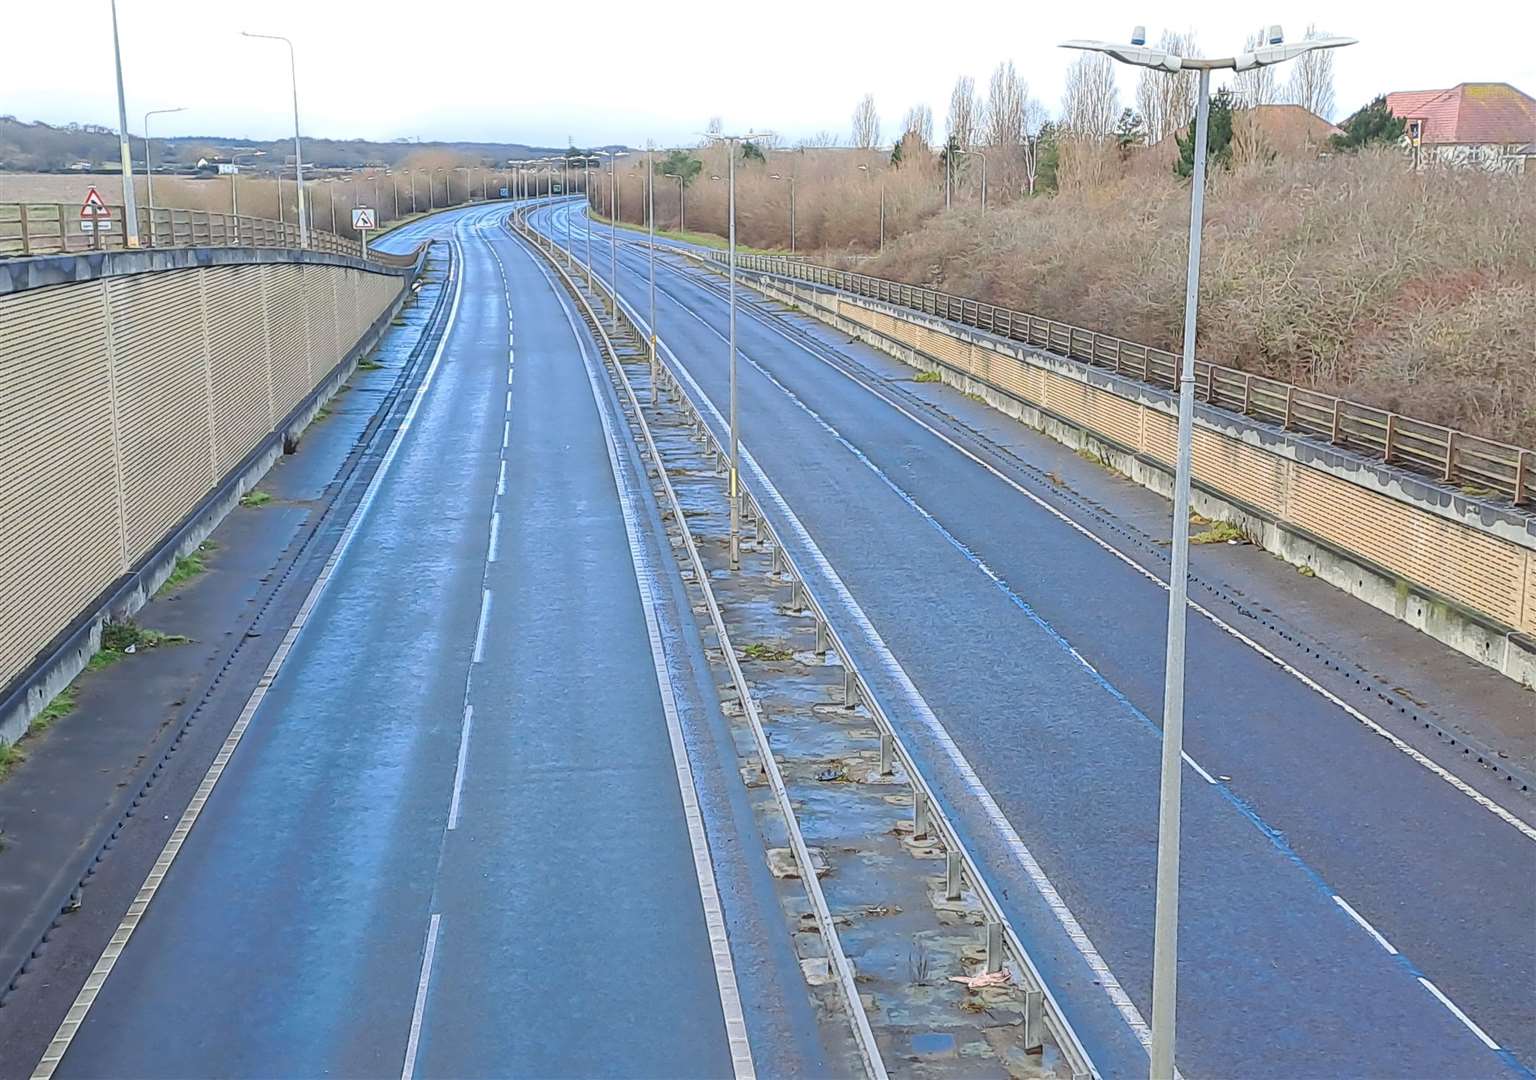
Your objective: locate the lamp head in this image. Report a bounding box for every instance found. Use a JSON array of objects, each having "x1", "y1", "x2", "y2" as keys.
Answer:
[{"x1": 1059, "y1": 37, "x2": 1182, "y2": 72}]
